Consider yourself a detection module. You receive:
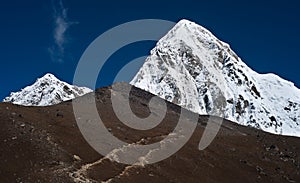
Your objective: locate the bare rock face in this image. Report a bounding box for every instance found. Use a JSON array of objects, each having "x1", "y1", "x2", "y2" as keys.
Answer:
[{"x1": 131, "y1": 19, "x2": 300, "y2": 137}]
